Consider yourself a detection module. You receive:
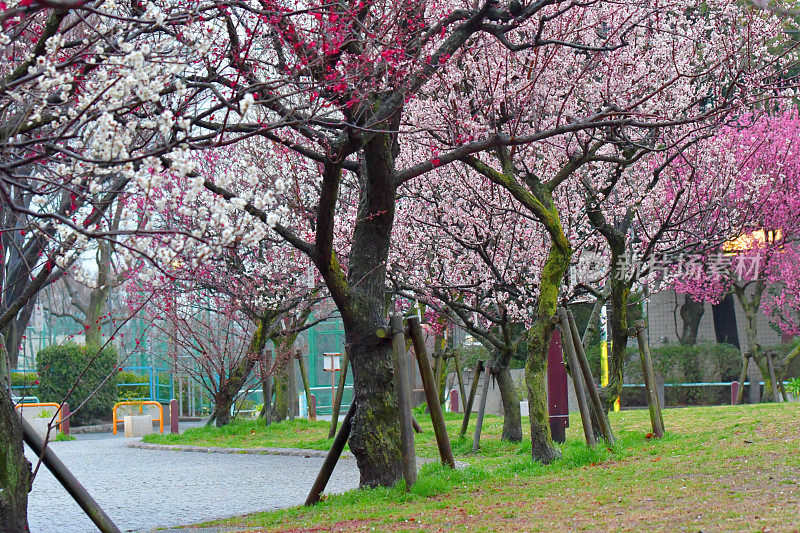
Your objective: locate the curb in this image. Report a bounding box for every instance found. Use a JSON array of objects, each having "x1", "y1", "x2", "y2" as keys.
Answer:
[
  {"x1": 127, "y1": 441, "x2": 356, "y2": 459},
  {"x1": 129, "y1": 442, "x2": 469, "y2": 468},
  {"x1": 70, "y1": 422, "x2": 123, "y2": 434}
]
